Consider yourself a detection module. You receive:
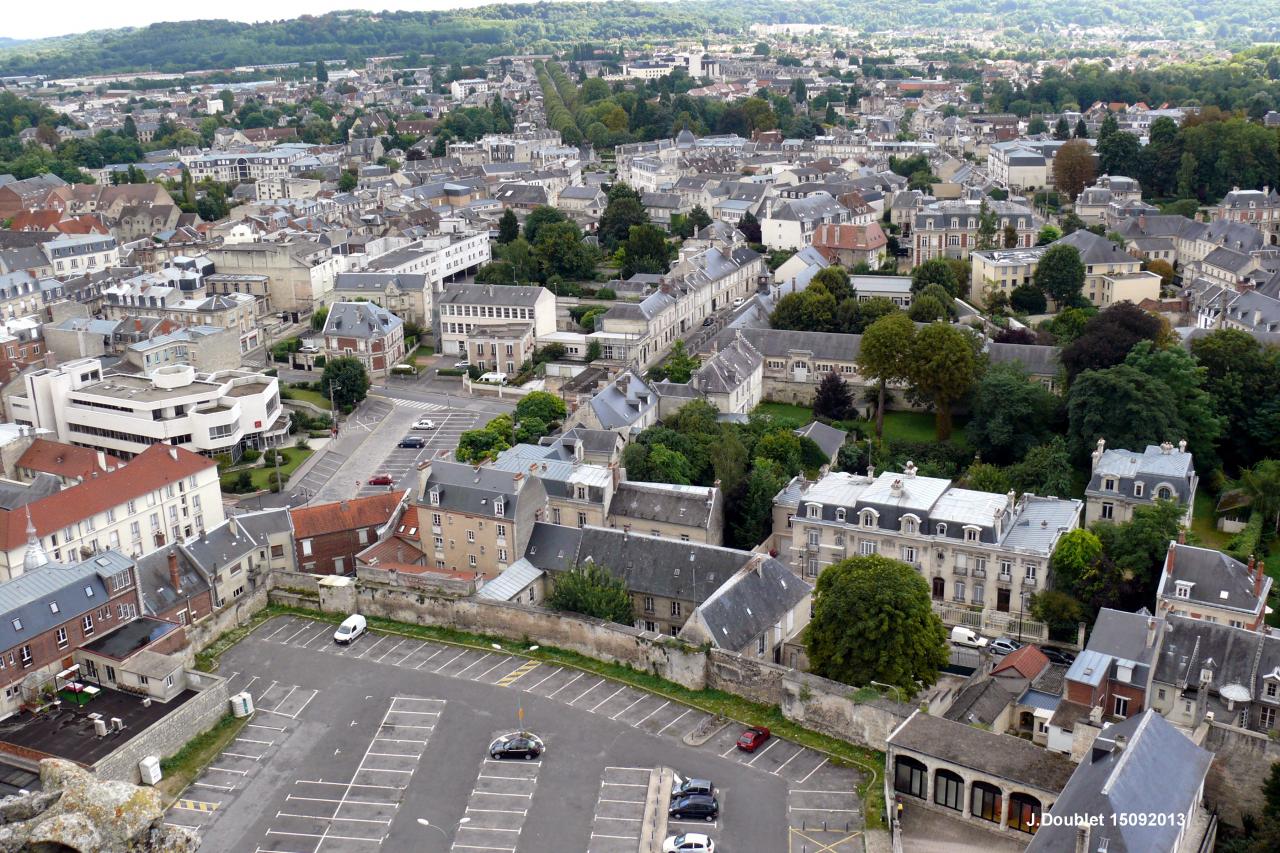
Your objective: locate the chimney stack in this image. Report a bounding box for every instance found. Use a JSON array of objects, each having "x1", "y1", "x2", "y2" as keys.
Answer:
[
  {"x1": 167, "y1": 550, "x2": 182, "y2": 594},
  {"x1": 1146, "y1": 617, "x2": 1156, "y2": 648},
  {"x1": 1167, "y1": 541, "x2": 1178, "y2": 575},
  {"x1": 96, "y1": 450, "x2": 107, "y2": 471},
  {"x1": 1114, "y1": 734, "x2": 1127, "y2": 752},
  {"x1": 1074, "y1": 822, "x2": 1091, "y2": 853},
  {"x1": 1177, "y1": 528, "x2": 1186, "y2": 545},
  {"x1": 1256, "y1": 559, "x2": 1265, "y2": 599}
]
